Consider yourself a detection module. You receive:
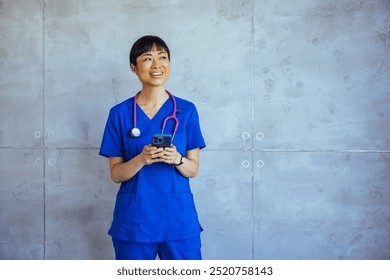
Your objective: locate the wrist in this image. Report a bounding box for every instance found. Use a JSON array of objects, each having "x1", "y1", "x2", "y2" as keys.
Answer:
[{"x1": 174, "y1": 153, "x2": 184, "y2": 166}]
